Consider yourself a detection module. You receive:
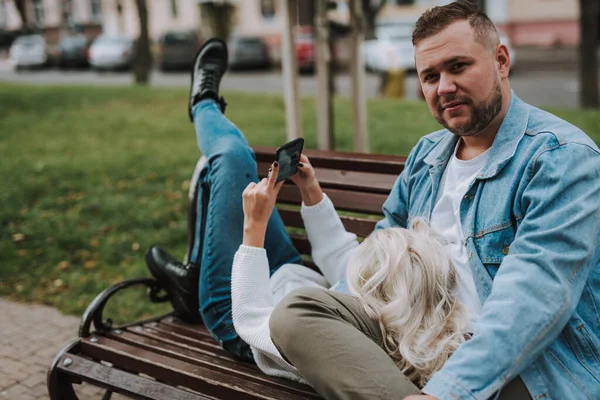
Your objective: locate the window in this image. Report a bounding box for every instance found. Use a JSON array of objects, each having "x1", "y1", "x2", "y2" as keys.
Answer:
[
  {"x1": 33, "y1": 0, "x2": 45, "y2": 25},
  {"x1": 90, "y1": 0, "x2": 102, "y2": 21},
  {"x1": 170, "y1": 0, "x2": 178, "y2": 18},
  {"x1": 260, "y1": 0, "x2": 276, "y2": 19}
]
